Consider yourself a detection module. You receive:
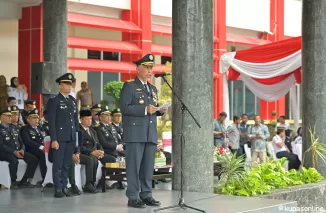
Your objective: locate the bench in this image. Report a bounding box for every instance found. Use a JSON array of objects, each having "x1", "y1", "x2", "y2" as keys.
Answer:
[{"x1": 100, "y1": 164, "x2": 173, "y2": 192}]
